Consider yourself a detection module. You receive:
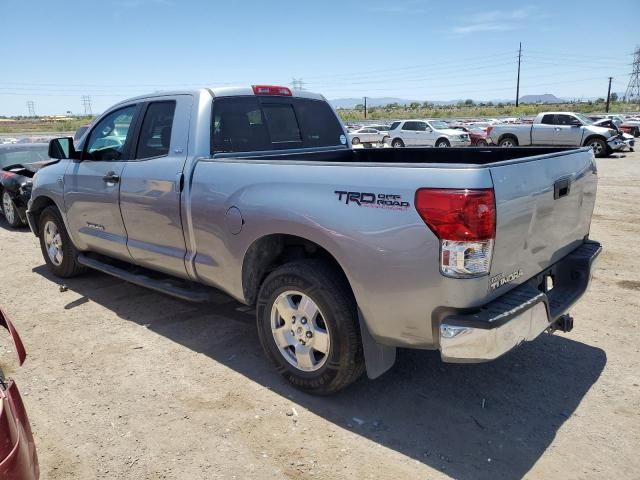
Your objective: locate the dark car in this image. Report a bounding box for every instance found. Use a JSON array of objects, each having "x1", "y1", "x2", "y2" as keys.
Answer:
[
  {"x1": 0, "y1": 144, "x2": 50, "y2": 228},
  {"x1": 0, "y1": 307, "x2": 39, "y2": 479}
]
